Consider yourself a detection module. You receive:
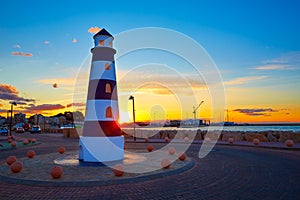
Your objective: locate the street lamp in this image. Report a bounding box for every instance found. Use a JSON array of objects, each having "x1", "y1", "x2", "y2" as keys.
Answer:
[
  {"x1": 35, "y1": 113, "x2": 39, "y2": 126},
  {"x1": 10, "y1": 102, "x2": 17, "y2": 136},
  {"x1": 6, "y1": 110, "x2": 10, "y2": 124},
  {"x1": 128, "y1": 95, "x2": 136, "y2": 141}
]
